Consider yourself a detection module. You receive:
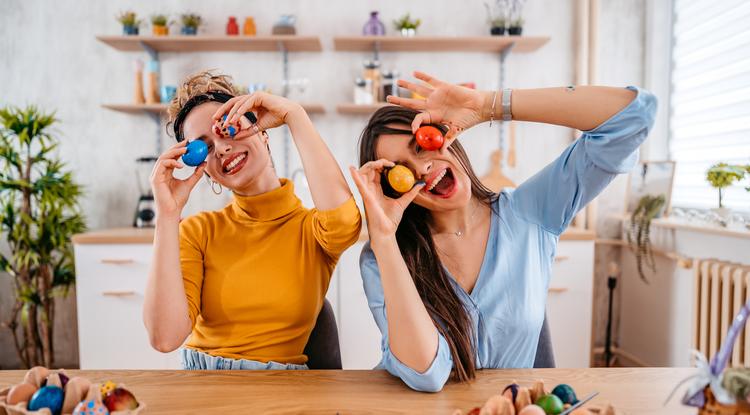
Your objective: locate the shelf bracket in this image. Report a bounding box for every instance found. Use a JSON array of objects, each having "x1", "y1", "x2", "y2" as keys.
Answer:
[
  {"x1": 278, "y1": 41, "x2": 291, "y2": 177},
  {"x1": 498, "y1": 42, "x2": 515, "y2": 156}
]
